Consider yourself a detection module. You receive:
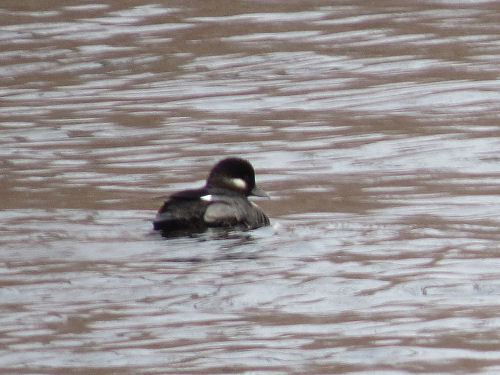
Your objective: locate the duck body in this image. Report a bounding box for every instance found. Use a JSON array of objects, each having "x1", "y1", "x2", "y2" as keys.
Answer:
[{"x1": 153, "y1": 158, "x2": 270, "y2": 236}]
